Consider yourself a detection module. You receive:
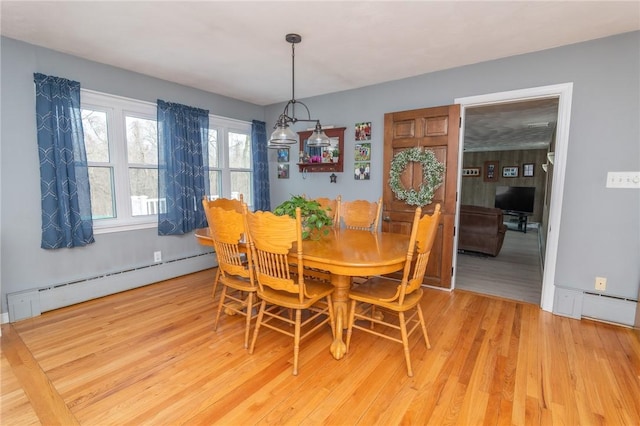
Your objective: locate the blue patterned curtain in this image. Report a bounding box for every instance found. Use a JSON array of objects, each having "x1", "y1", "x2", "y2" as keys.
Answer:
[
  {"x1": 34, "y1": 73, "x2": 94, "y2": 249},
  {"x1": 157, "y1": 100, "x2": 209, "y2": 235},
  {"x1": 251, "y1": 120, "x2": 270, "y2": 211}
]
